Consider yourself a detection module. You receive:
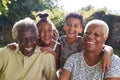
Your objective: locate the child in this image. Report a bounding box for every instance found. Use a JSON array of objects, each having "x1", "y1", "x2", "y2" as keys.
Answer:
[
  {"x1": 36, "y1": 12, "x2": 60, "y2": 69},
  {"x1": 59, "y1": 12, "x2": 113, "y2": 72}
]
